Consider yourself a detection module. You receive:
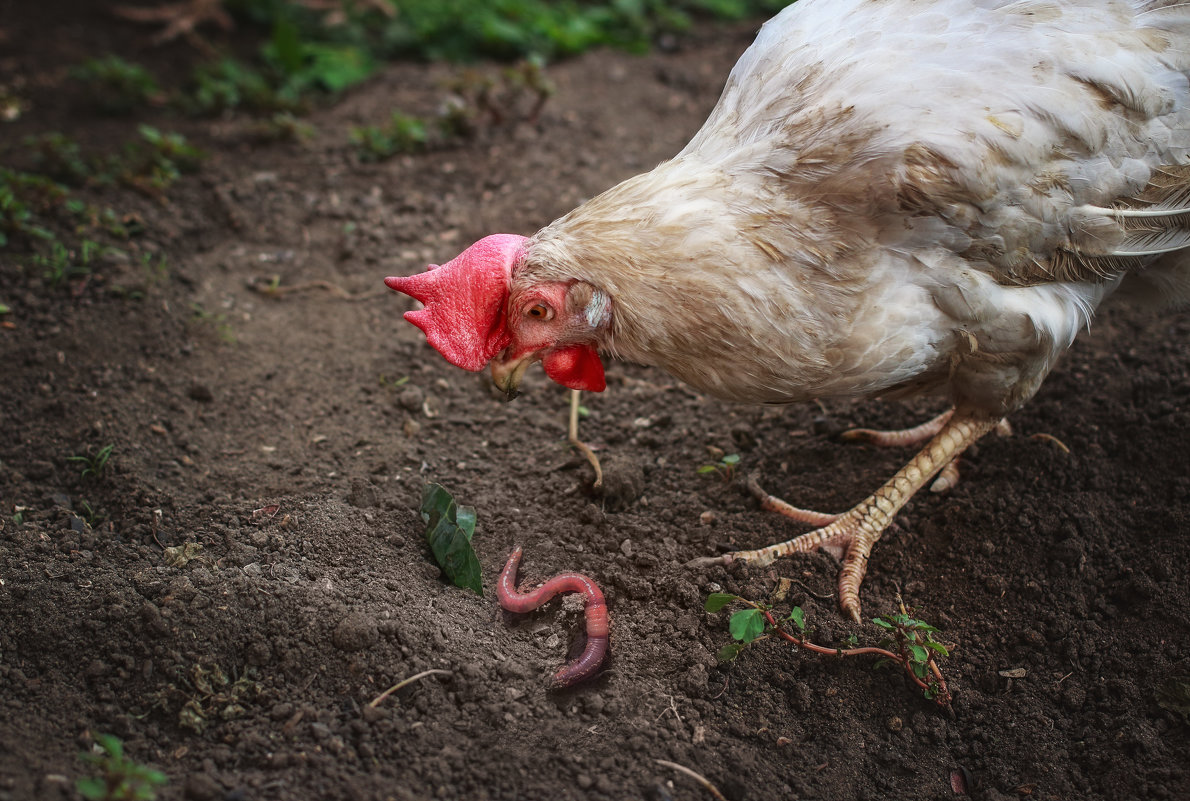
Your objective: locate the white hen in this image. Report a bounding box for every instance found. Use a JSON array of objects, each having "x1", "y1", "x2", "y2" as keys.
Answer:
[{"x1": 386, "y1": 0, "x2": 1190, "y2": 620}]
